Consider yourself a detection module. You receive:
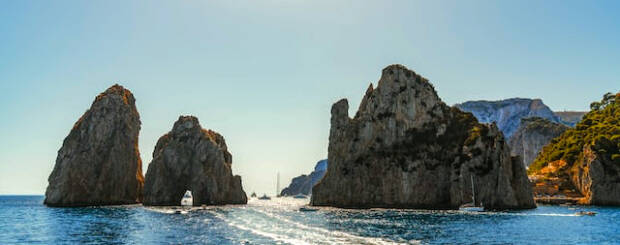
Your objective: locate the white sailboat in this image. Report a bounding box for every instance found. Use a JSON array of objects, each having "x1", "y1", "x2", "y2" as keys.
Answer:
[
  {"x1": 276, "y1": 172, "x2": 281, "y2": 197},
  {"x1": 462, "y1": 175, "x2": 484, "y2": 212}
]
